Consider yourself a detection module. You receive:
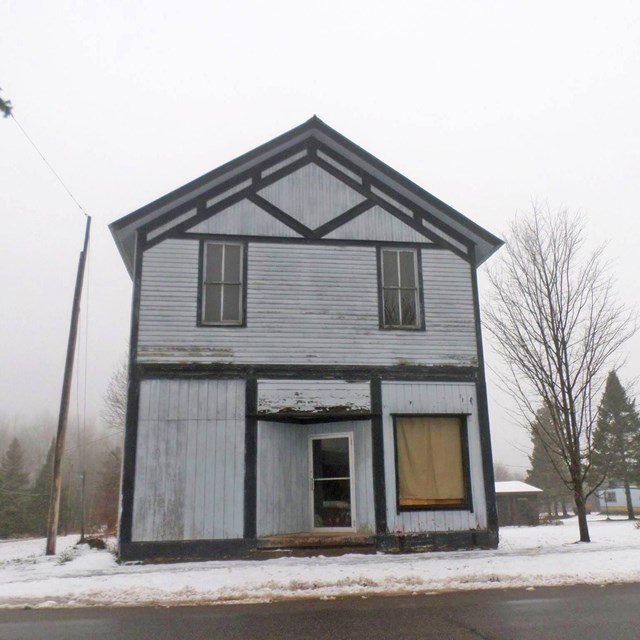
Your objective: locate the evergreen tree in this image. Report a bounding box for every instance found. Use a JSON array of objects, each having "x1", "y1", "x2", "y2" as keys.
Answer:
[
  {"x1": 29, "y1": 439, "x2": 55, "y2": 536},
  {"x1": 0, "y1": 438, "x2": 30, "y2": 537},
  {"x1": 591, "y1": 371, "x2": 640, "y2": 519},
  {"x1": 527, "y1": 407, "x2": 572, "y2": 516}
]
